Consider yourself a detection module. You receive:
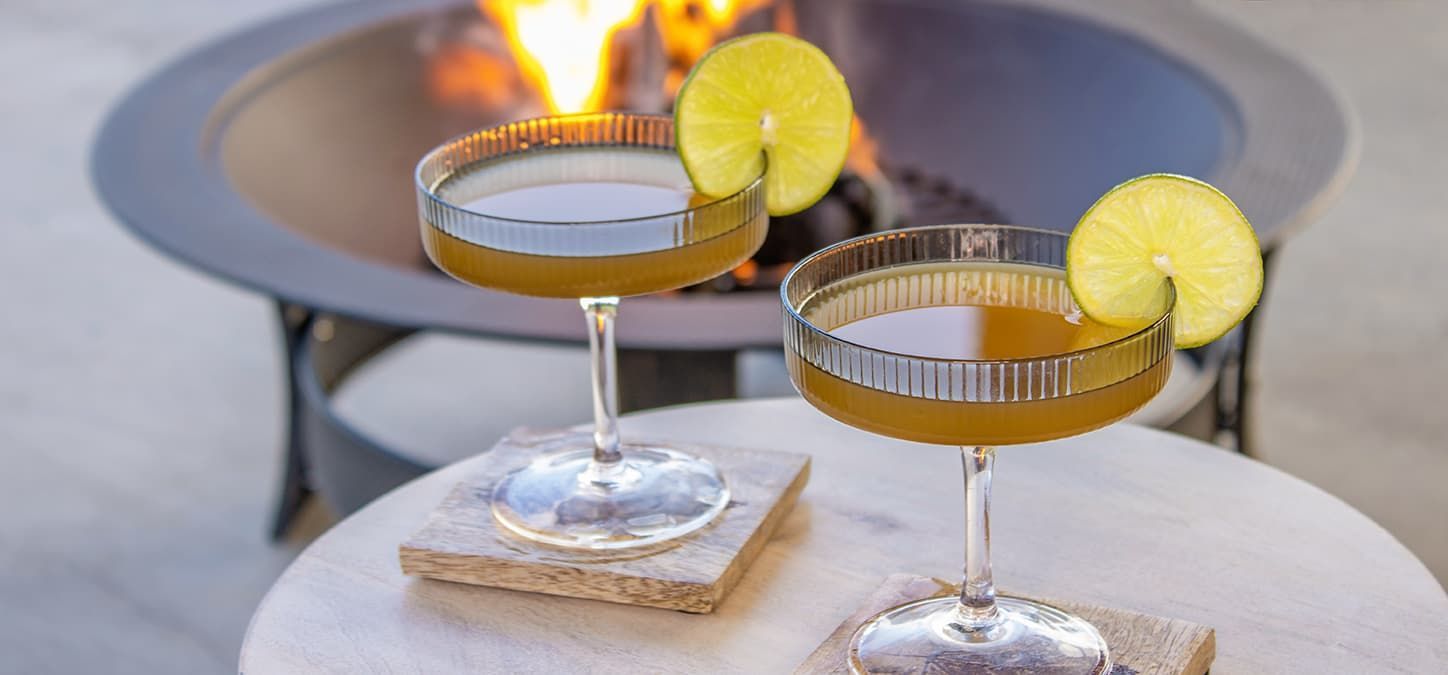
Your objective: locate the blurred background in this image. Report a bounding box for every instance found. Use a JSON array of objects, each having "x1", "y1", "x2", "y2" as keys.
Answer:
[{"x1": 1, "y1": 0, "x2": 1444, "y2": 672}]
